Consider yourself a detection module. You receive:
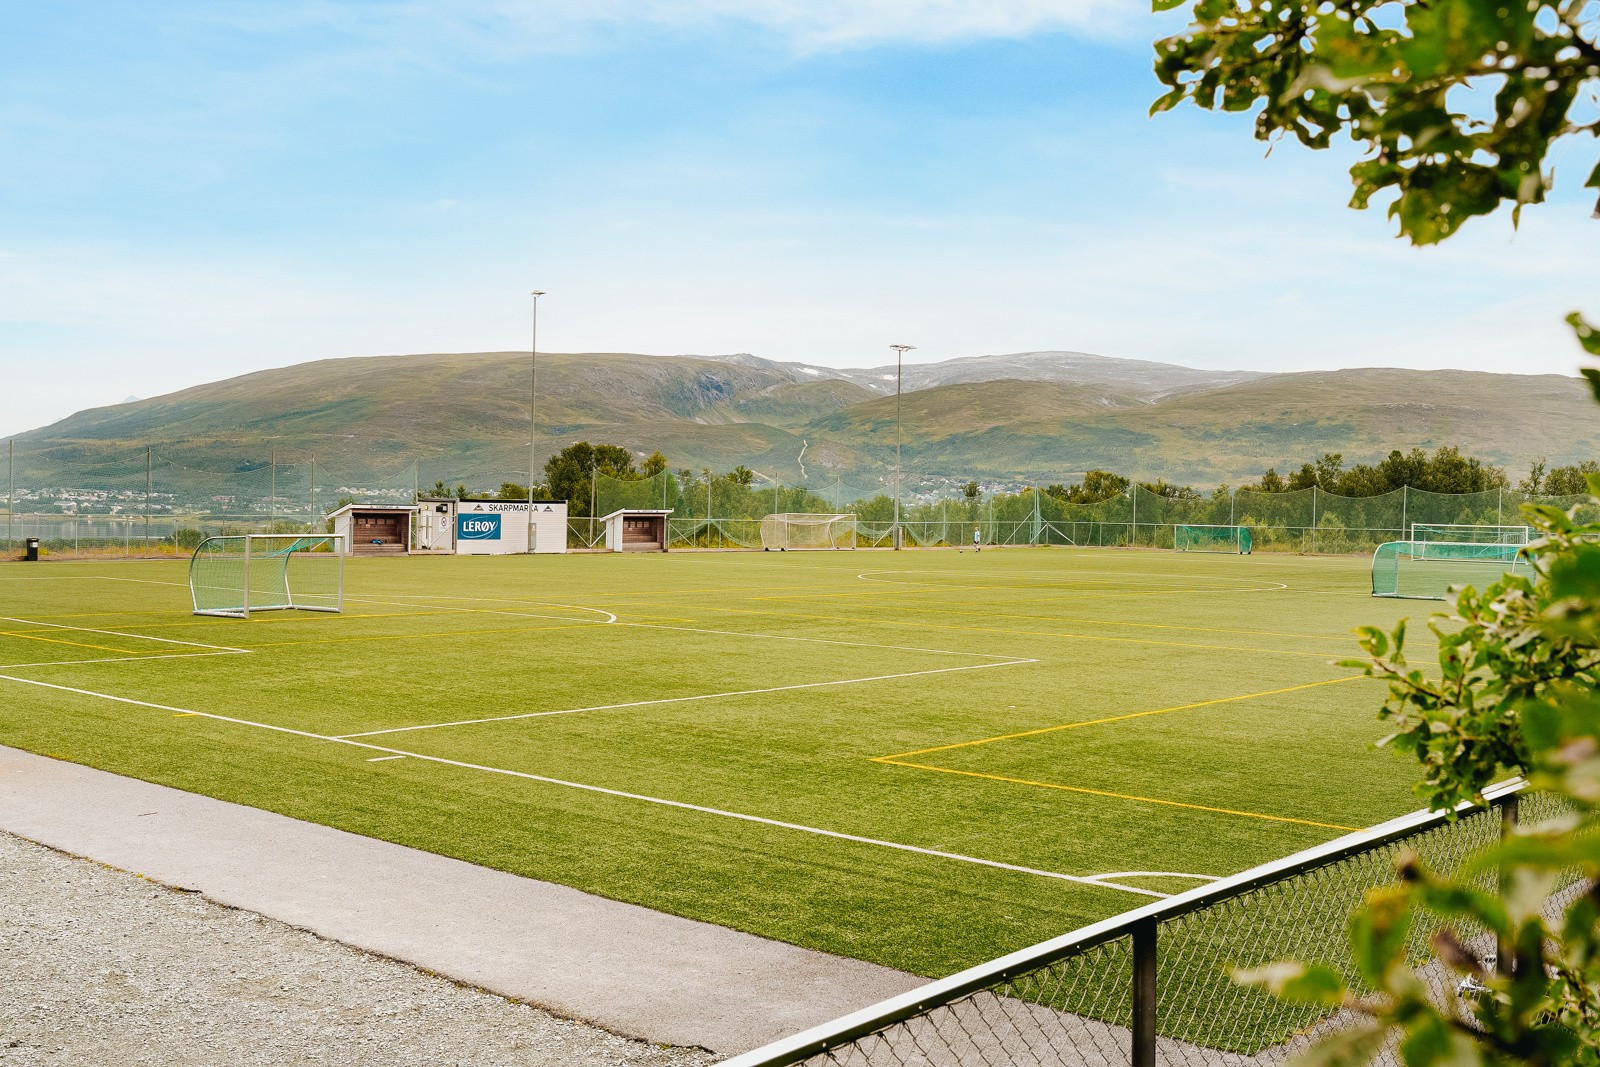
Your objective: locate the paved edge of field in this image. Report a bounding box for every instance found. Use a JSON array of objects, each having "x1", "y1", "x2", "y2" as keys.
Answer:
[{"x1": 0, "y1": 744, "x2": 923, "y2": 1055}]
